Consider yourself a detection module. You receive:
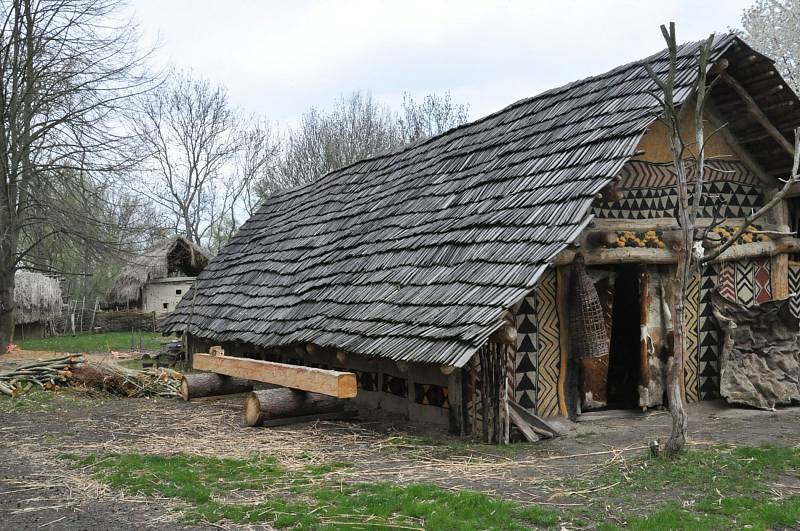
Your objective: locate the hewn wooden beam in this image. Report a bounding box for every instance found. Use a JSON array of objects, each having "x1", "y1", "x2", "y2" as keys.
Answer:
[
  {"x1": 193, "y1": 353, "x2": 358, "y2": 398},
  {"x1": 719, "y1": 72, "x2": 795, "y2": 156},
  {"x1": 551, "y1": 238, "x2": 800, "y2": 266},
  {"x1": 705, "y1": 102, "x2": 776, "y2": 185}
]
